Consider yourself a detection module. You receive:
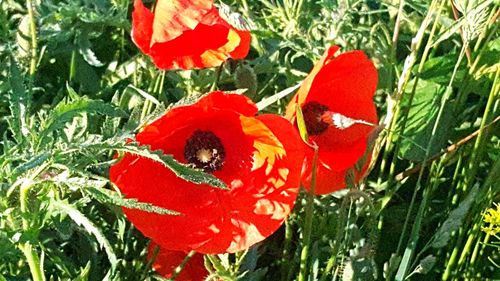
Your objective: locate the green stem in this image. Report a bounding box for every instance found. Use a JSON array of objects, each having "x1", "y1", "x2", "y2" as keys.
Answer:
[
  {"x1": 389, "y1": 1, "x2": 446, "y2": 272},
  {"x1": 210, "y1": 63, "x2": 224, "y2": 92},
  {"x1": 445, "y1": 74, "x2": 500, "y2": 275},
  {"x1": 168, "y1": 251, "x2": 196, "y2": 281},
  {"x1": 297, "y1": 144, "x2": 319, "y2": 281},
  {"x1": 319, "y1": 191, "x2": 361, "y2": 281},
  {"x1": 69, "y1": 50, "x2": 76, "y2": 83},
  {"x1": 18, "y1": 163, "x2": 49, "y2": 281},
  {"x1": 26, "y1": 0, "x2": 38, "y2": 77},
  {"x1": 377, "y1": 0, "x2": 440, "y2": 189},
  {"x1": 462, "y1": 66, "x2": 499, "y2": 191},
  {"x1": 281, "y1": 219, "x2": 293, "y2": 281},
  {"x1": 19, "y1": 243, "x2": 44, "y2": 281}
]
